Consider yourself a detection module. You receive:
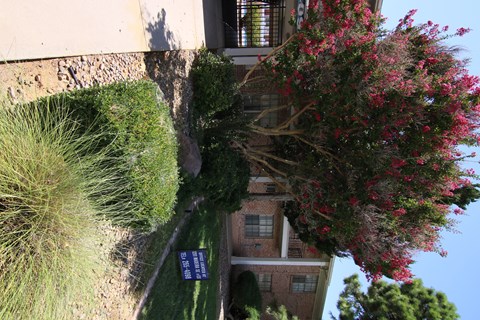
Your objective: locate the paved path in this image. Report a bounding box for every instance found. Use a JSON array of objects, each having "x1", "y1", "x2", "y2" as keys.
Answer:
[{"x1": 0, "y1": 0, "x2": 210, "y2": 61}]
